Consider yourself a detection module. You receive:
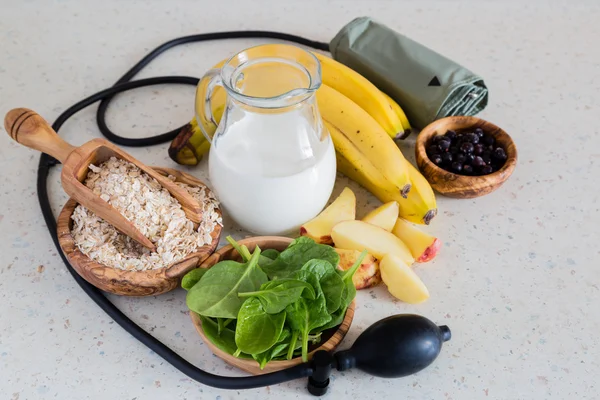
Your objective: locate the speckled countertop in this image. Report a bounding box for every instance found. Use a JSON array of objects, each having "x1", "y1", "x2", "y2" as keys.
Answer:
[{"x1": 1, "y1": 1, "x2": 599, "y2": 399}]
